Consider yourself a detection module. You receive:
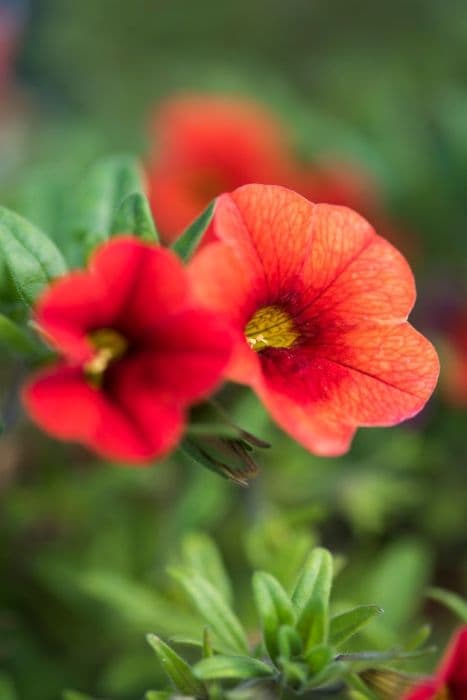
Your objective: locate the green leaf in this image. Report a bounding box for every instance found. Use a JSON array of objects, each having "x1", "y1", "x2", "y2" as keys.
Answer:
[
  {"x1": 330, "y1": 605, "x2": 383, "y2": 647},
  {"x1": 182, "y1": 531, "x2": 233, "y2": 605},
  {"x1": 193, "y1": 655, "x2": 273, "y2": 681},
  {"x1": 277, "y1": 625, "x2": 302, "y2": 660},
  {"x1": 0, "y1": 313, "x2": 42, "y2": 357},
  {"x1": 304, "y1": 644, "x2": 333, "y2": 676},
  {"x1": 279, "y1": 659, "x2": 308, "y2": 692},
  {"x1": 71, "y1": 154, "x2": 145, "y2": 254},
  {"x1": 169, "y1": 568, "x2": 248, "y2": 655},
  {"x1": 111, "y1": 192, "x2": 159, "y2": 242},
  {"x1": 172, "y1": 201, "x2": 215, "y2": 261},
  {"x1": 147, "y1": 634, "x2": 207, "y2": 697},
  {"x1": 336, "y1": 646, "x2": 436, "y2": 669},
  {"x1": 62, "y1": 692, "x2": 99, "y2": 700},
  {"x1": 0, "y1": 673, "x2": 18, "y2": 700},
  {"x1": 427, "y1": 587, "x2": 467, "y2": 622},
  {"x1": 253, "y1": 571, "x2": 295, "y2": 661},
  {"x1": 367, "y1": 539, "x2": 431, "y2": 632},
  {"x1": 144, "y1": 693, "x2": 173, "y2": 700},
  {"x1": 293, "y1": 548, "x2": 333, "y2": 650},
  {"x1": 405, "y1": 624, "x2": 431, "y2": 651},
  {"x1": 0, "y1": 206, "x2": 67, "y2": 305}
]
